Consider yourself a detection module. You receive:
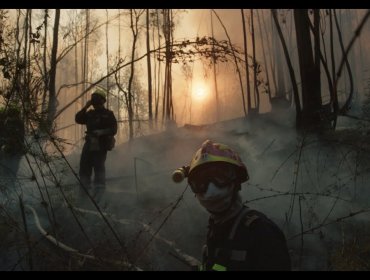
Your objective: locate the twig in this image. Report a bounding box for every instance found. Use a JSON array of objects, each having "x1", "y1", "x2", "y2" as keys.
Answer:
[
  {"x1": 298, "y1": 195, "x2": 304, "y2": 269},
  {"x1": 134, "y1": 158, "x2": 138, "y2": 202},
  {"x1": 288, "y1": 207, "x2": 370, "y2": 240},
  {"x1": 19, "y1": 196, "x2": 33, "y2": 270},
  {"x1": 45, "y1": 129, "x2": 131, "y2": 264},
  {"x1": 260, "y1": 139, "x2": 275, "y2": 156},
  {"x1": 132, "y1": 185, "x2": 189, "y2": 265},
  {"x1": 287, "y1": 134, "x2": 306, "y2": 224}
]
